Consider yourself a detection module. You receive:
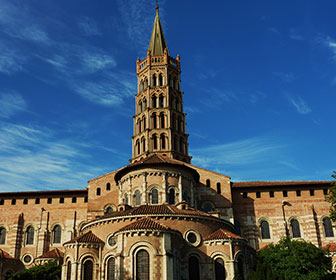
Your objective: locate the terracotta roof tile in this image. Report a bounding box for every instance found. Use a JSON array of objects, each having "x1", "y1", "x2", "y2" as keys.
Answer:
[
  {"x1": 323, "y1": 242, "x2": 336, "y2": 252},
  {"x1": 37, "y1": 248, "x2": 64, "y2": 259},
  {"x1": 204, "y1": 228, "x2": 244, "y2": 241},
  {"x1": 257, "y1": 244, "x2": 270, "y2": 252},
  {"x1": 232, "y1": 181, "x2": 332, "y2": 188},
  {"x1": 114, "y1": 154, "x2": 199, "y2": 182},
  {"x1": 64, "y1": 231, "x2": 104, "y2": 245},
  {"x1": 0, "y1": 248, "x2": 14, "y2": 259},
  {"x1": 102, "y1": 204, "x2": 212, "y2": 219},
  {"x1": 117, "y1": 217, "x2": 170, "y2": 232}
]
